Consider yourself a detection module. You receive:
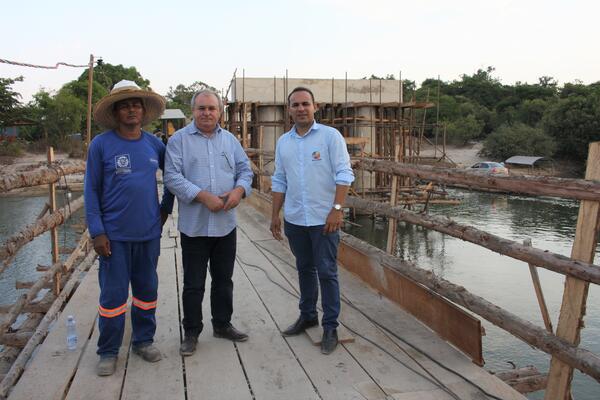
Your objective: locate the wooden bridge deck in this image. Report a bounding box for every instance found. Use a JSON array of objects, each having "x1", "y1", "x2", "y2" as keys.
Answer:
[{"x1": 7, "y1": 203, "x2": 525, "y2": 400}]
